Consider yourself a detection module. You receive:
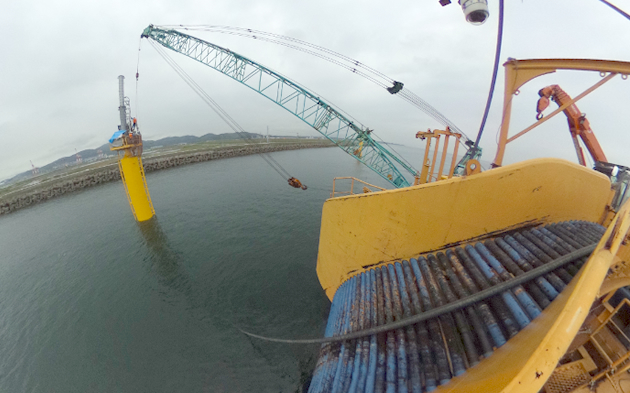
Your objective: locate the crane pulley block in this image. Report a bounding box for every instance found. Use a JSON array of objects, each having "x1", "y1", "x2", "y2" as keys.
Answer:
[
  {"x1": 288, "y1": 177, "x2": 308, "y2": 190},
  {"x1": 386, "y1": 81, "x2": 404, "y2": 95}
]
